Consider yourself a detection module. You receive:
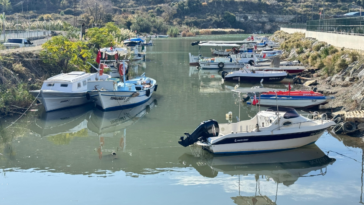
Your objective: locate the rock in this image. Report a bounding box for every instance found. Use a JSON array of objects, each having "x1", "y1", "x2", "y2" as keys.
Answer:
[
  {"x1": 357, "y1": 123, "x2": 364, "y2": 131},
  {"x1": 288, "y1": 49, "x2": 297, "y2": 59},
  {"x1": 325, "y1": 77, "x2": 331, "y2": 82},
  {"x1": 331, "y1": 74, "x2": 343, "y2": 82},
  {"x1": 304, "y1": 80, "x2": 317, "y2": 86},
  {"x1": 341, "y1": 81, "x2": 352, "y2": 87},
  {"x1": 345, "y1": 77, "x2": 355, "y2": 82}
]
